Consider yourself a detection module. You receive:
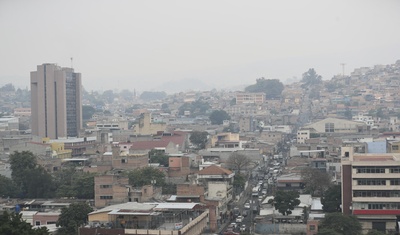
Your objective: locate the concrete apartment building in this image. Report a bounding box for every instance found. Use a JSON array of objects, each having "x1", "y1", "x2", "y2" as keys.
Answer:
[
  {"x1": 30, "y1": 63, "x2": 82, "y2": 139},
  {"x1": 133, "y1": 113, "x2": 166, "y2": 135},
  {"x1": 235, "y1": 92, "x2": 265, "y2": 104},
  {"x1": 342, "y1": 153, "x2": 400, "y2": 233}
]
